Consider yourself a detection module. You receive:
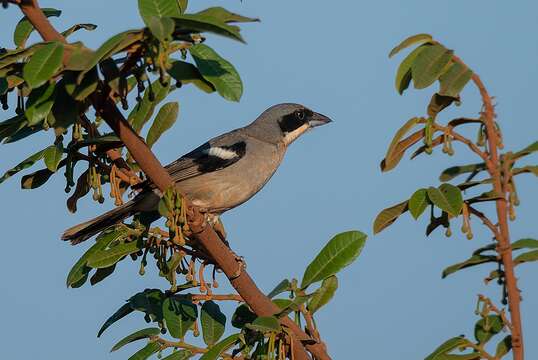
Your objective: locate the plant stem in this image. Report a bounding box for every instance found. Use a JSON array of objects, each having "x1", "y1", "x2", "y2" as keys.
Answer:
[{"x1": 455, "y1": 55, "x2": 524, "y2": 359}]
